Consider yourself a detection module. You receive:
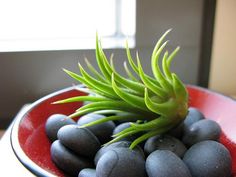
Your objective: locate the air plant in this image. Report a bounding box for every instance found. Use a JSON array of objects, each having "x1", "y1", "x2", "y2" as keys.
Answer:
[{"x1": 53, "y1": 29, "x2": 188, "y2": 149}]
